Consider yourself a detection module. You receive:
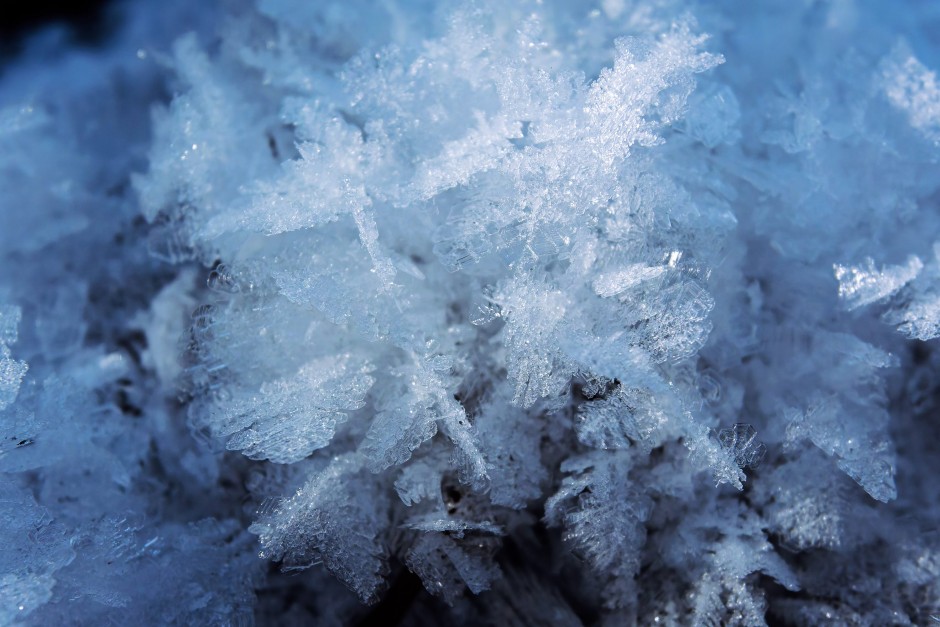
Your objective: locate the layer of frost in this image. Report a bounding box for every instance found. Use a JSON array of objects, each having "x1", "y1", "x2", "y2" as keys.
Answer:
[{"x1": 2, "y1": 0, "x2": 940, "y2": 625}]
